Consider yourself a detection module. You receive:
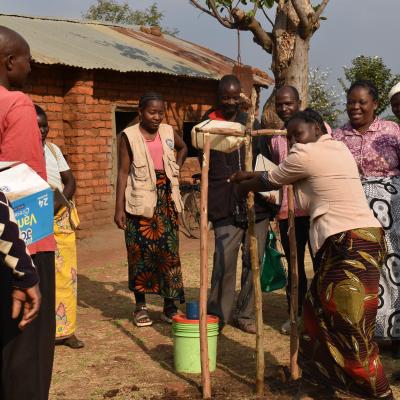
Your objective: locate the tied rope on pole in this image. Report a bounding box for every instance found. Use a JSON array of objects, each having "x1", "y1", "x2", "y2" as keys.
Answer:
[
  {"x1": 199, "y1": 133, "x2": 211, "y2": 399},
  {"x1": 287, "y1": 144, "x2": 300, "y2": 379}
]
